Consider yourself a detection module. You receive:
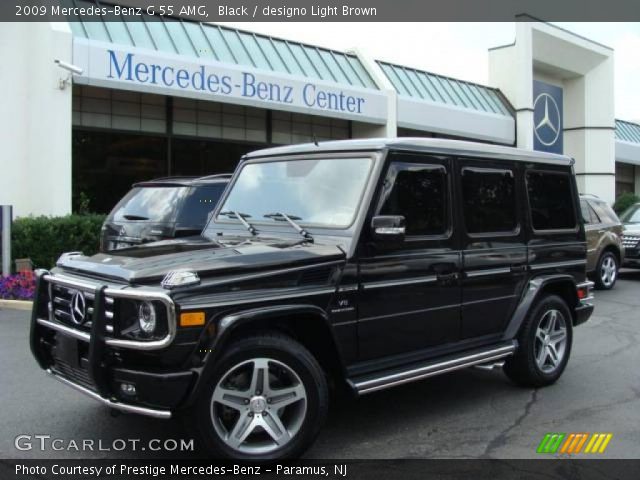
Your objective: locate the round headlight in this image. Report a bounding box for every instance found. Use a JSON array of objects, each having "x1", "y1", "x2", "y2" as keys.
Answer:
[{"x1": 138, "y1": 301, "x2": 156, "y2": 334}]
